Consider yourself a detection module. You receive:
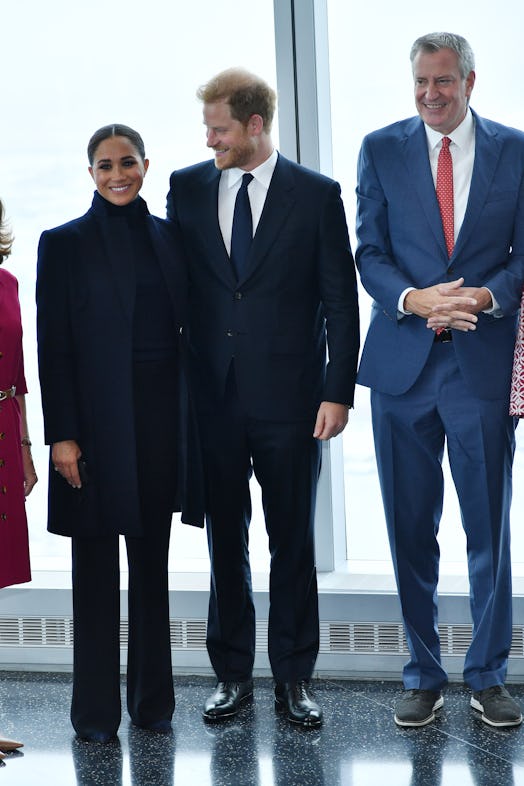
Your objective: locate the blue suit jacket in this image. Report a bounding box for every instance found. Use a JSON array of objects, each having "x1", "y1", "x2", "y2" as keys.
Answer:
[
  {"x1": 356, "y1": 109, "x2": 524, "y2": 400},
  {"x1": 167, "y1": 153, "x2": 360, "y2": 420}
]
